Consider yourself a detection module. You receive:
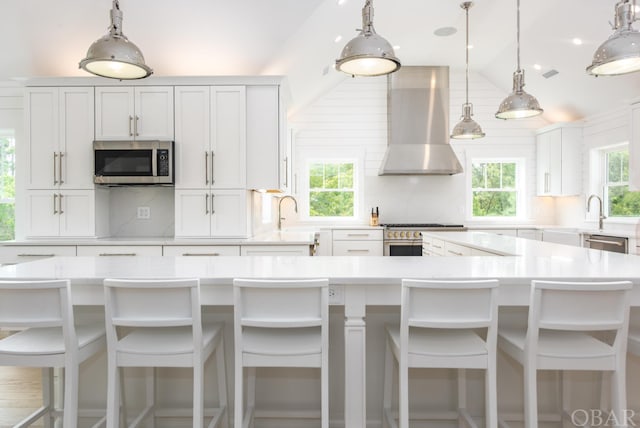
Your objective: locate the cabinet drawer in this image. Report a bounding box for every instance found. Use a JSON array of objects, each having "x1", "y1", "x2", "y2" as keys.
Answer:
[
  {"x1": 332, "y1": 229, "x2": 382, "y2": 241},
  {"x1": 241, "y1": 245, "x2": 311, "y2": 256},
  {"x1": 76, "y1": 245, "x2": 163, "y2": 257},
  {"x1": 470, "y1": 248, "x2": 501, "y2": 256},
  {"x1": 0, "y1": 245, "x2": 76, "y2": 264},
  {"x1": 333, "y1": 240, "x2": 383, "y2": 256},
  {"x1": 445, "y1": 241, "x2": 471, "y2": 257},
  {"x1": 163, "y1": 245, "x2": 240, "y2": 257},
  {"x1": 430, "y1": 238, "x2": 445, "y2": 256}
]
